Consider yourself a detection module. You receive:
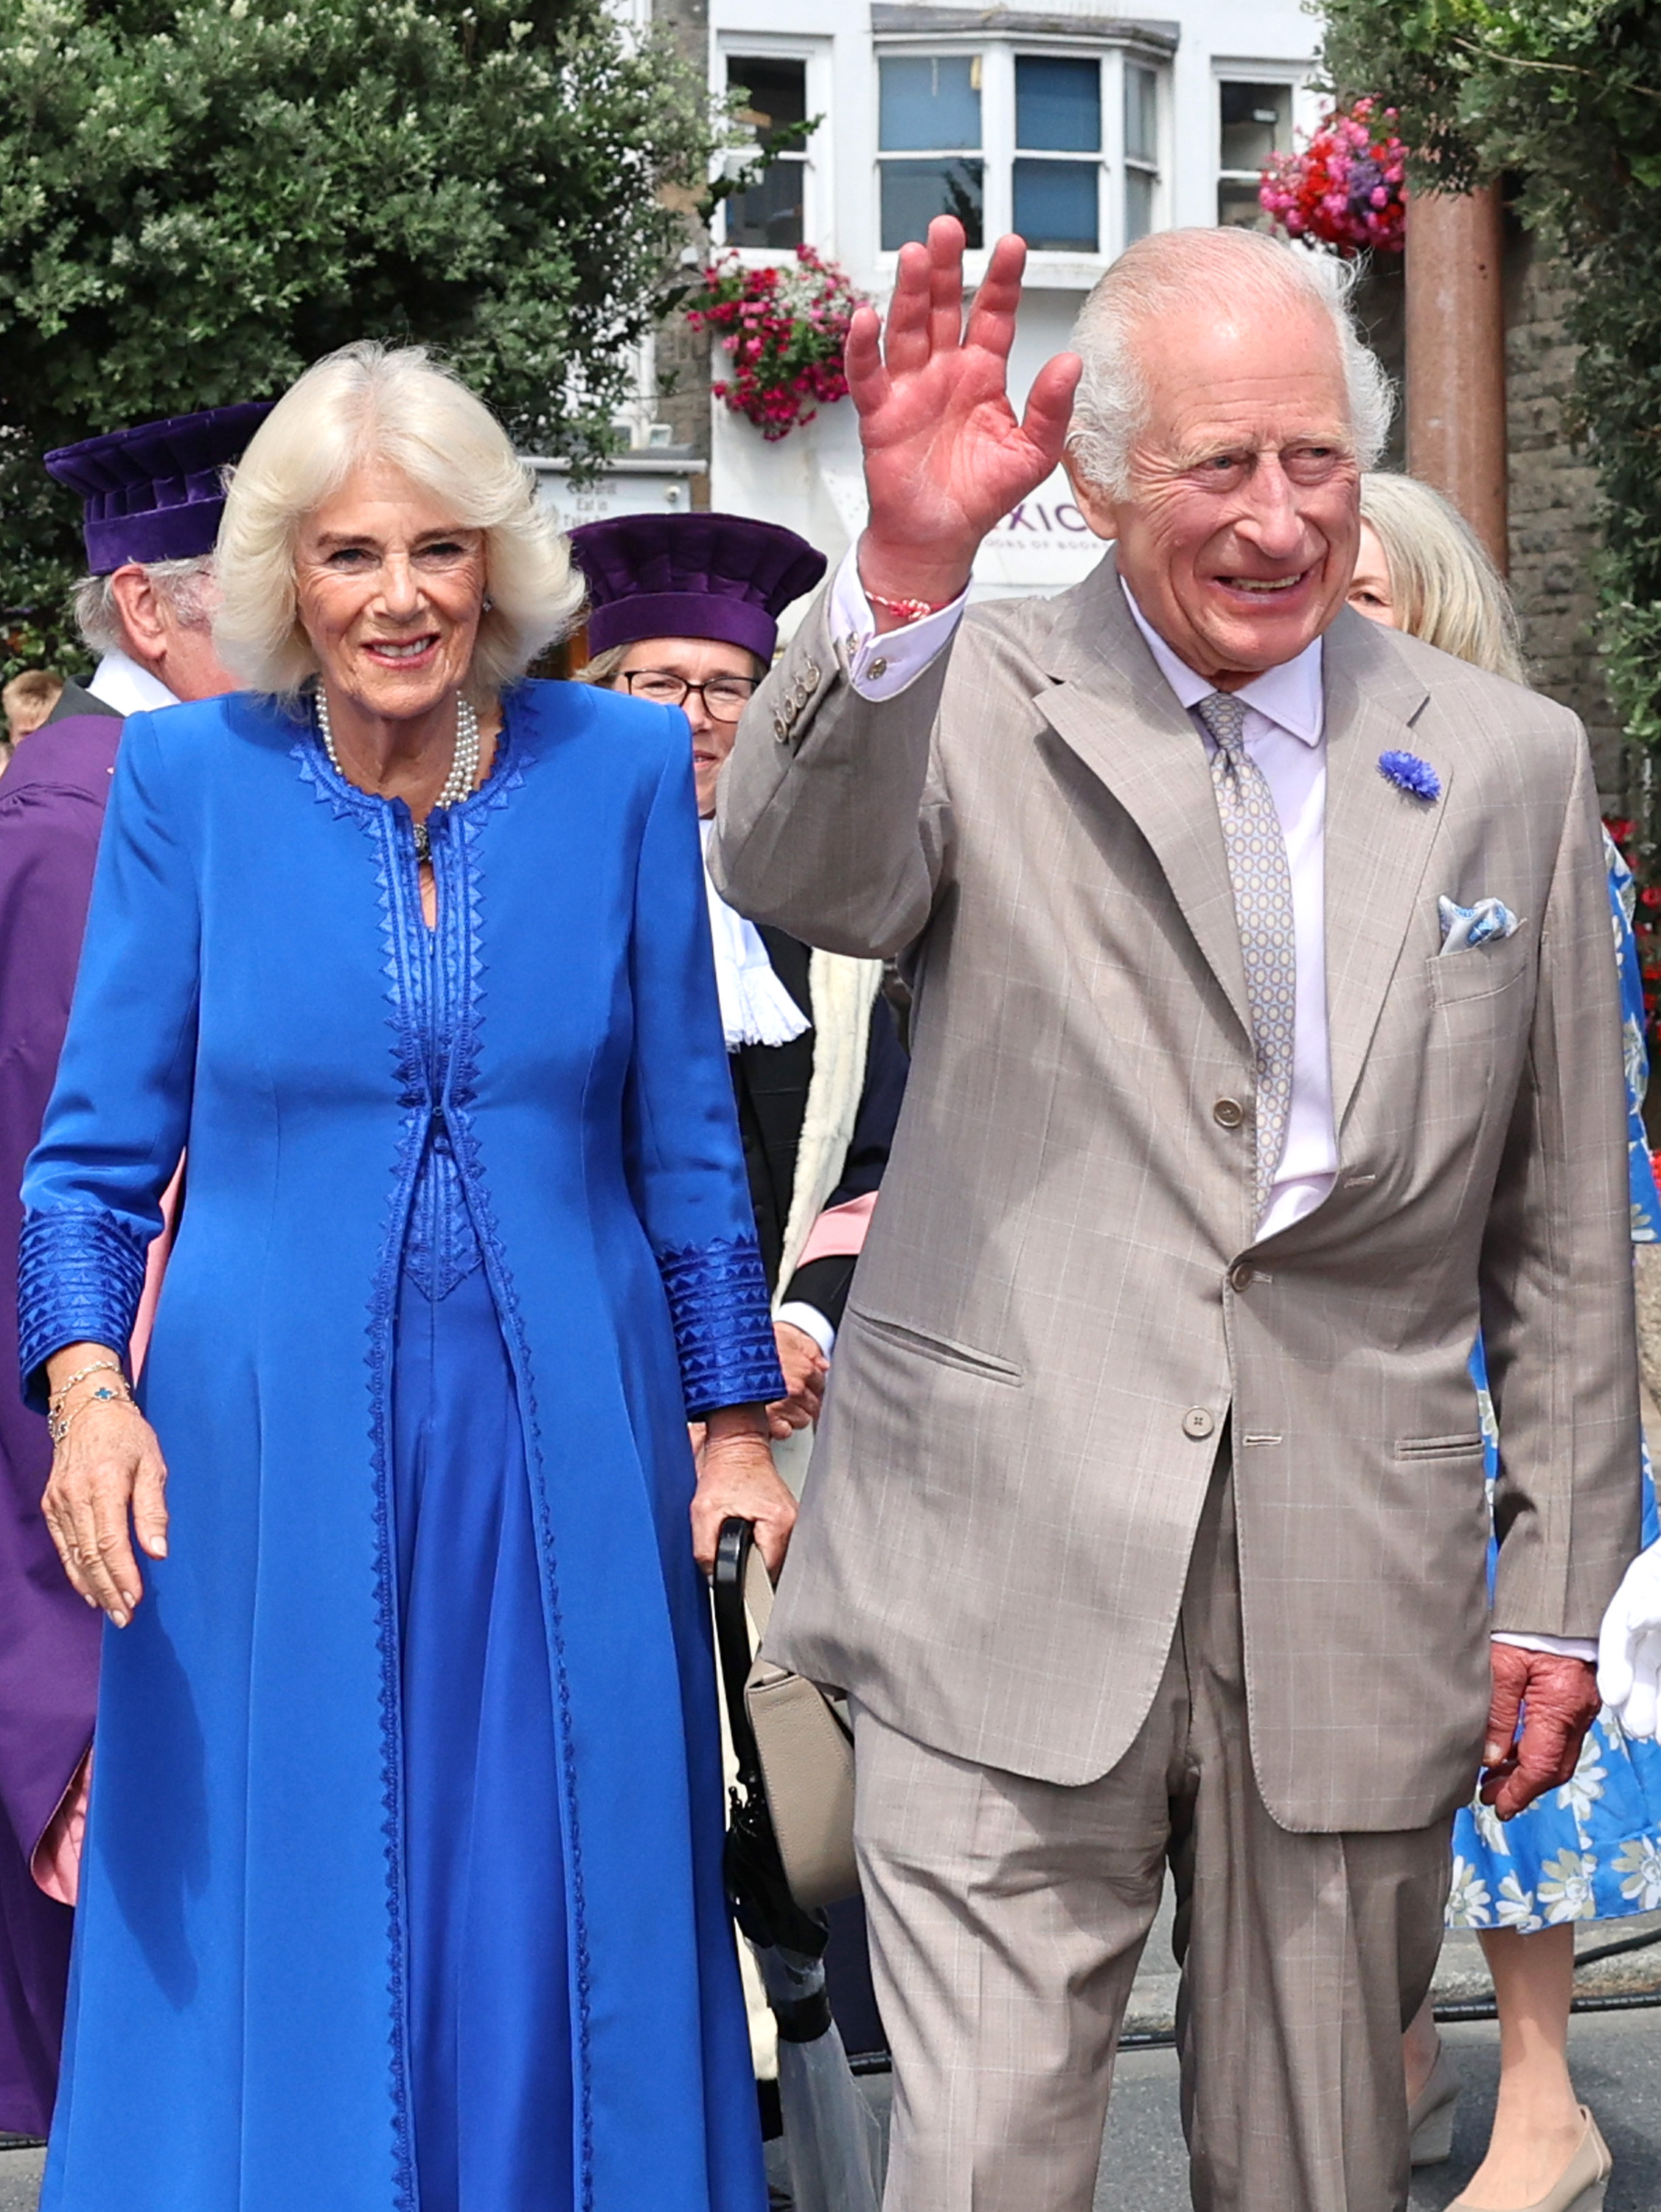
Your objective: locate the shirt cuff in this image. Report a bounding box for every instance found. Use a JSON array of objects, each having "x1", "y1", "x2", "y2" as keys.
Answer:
[
  {"x1": 776, "y1": 1301, "x2": 836, "y2": 1358},
  {"x1": 1492, "y1": 1631, "x2": 1600, "y2": 1664},
  {"x1": 827, "y1": 546, "x2": 968, "y2": 701}
]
